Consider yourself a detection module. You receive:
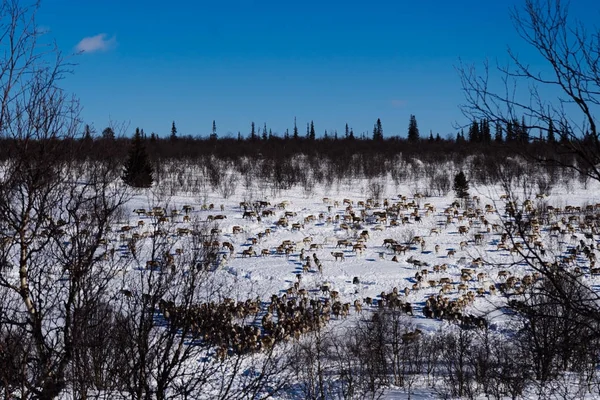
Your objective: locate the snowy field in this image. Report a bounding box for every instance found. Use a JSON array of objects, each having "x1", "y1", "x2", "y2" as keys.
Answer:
[{"x1": 109, "y1": 175, "x2": 600, "y2": 399}]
